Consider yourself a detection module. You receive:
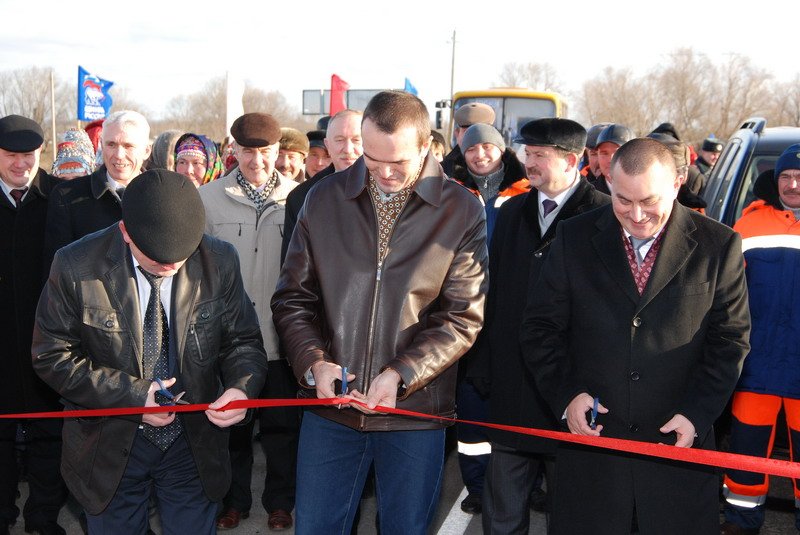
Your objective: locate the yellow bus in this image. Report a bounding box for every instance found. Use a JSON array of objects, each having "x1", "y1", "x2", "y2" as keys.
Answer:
[{"x1": 444, "y1": 88, "x2": 569, "y2": 148}]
